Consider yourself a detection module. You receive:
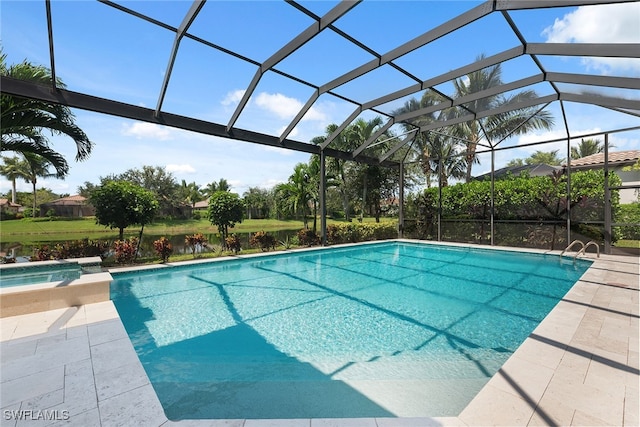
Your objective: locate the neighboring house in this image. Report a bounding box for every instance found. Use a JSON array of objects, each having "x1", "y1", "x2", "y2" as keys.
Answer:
[
  {"x1": 39, "y1": 195, "x2": 96, "y2": 218},
  {"x1": 193, "y1": 199, "x2": 209, "y2": 211},
  {"x1": 473, "y1": 163, "x2": 562, "y2": 180},
  {"x1": 566, "y1": 150, "x2": 640, "y2": 204},
  {"x1": 0, "y1": 198, "x2": 22, "y2": 217}
]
